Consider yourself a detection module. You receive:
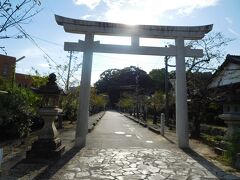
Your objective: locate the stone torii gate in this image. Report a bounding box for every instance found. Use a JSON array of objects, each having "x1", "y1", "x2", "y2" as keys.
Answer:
[{"x1": 55, "y1": 15, "x2": 212, "y2": 149}]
